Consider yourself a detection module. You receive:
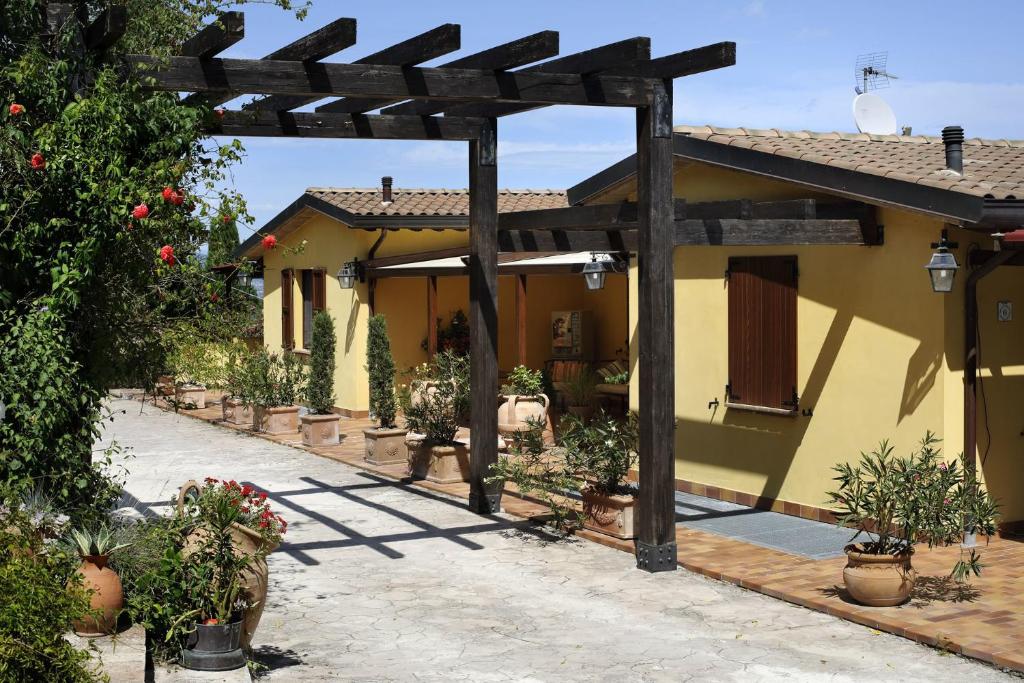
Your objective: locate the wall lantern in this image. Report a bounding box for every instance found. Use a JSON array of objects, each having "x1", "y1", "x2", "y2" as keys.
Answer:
[
  {"x1": 924, "y1": 229, "x2": 960, "y2": 293},
  {"x1": 235, "y1": 267, "x2": 253, "y2": 290},
  {"x1": 337, "y1": 258, "x2": 363, "y2": 289},
  {"x1": 580, "y1": 253, "x2": 627, "y2": 291}
]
